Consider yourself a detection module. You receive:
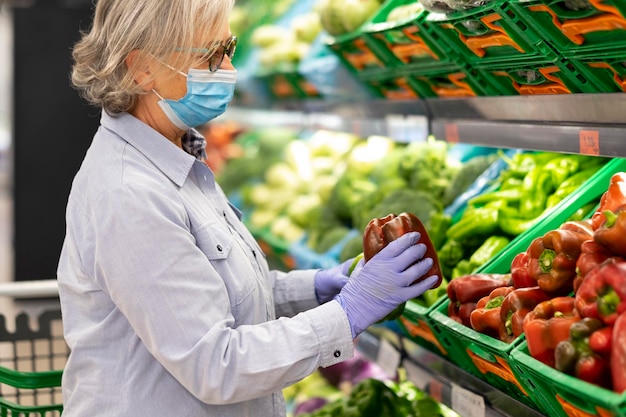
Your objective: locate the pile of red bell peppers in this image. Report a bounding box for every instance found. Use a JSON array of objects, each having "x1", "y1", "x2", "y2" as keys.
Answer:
[{"x1": 446, "y1": 172, "x2": 626, "y2": 392}]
